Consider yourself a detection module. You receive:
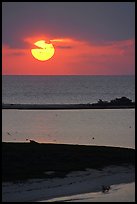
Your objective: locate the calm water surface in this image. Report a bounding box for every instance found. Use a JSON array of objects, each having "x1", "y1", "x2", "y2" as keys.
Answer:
[
  {"x1": 2, "y1": 109, "x2": 135, "y2": 148},
  {"x1": 2, "y1": 75, "x2": 135, "y2": 104}
]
